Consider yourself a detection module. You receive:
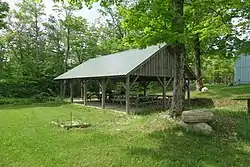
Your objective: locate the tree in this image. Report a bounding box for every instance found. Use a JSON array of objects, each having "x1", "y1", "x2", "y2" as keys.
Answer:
[
  {"x1": 1, "y1": 0, "x2": 115, "y2": 98},
  {"x1": 119, "y1": 0, "x2": 186, "y2": 116},
  {"x1": 184, "y1": 0, "x2": 247, "y2": 91},
  {"x1": 3, "y1": 0, "x2": 46, "y2": 77},
  {"x1": 0, "y1": 1, "x2": 9, "y2": 29},
  {"x1": 95, "y1": 5, "x2": 129, "y2": 55}
]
